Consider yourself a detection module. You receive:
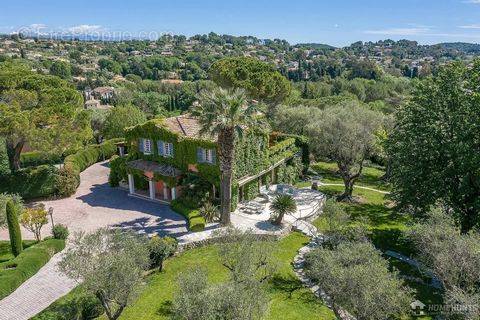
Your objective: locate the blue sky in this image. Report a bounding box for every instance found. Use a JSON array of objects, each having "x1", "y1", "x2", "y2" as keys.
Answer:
[{"x1": 1, "y1": 0, "x2": 480, "y2": 46}]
